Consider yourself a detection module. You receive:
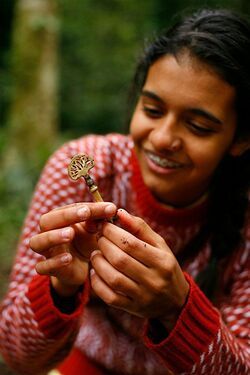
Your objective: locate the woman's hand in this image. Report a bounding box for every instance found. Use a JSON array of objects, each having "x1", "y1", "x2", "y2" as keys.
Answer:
[
  {"x1": 29, "y1": 202, "x2": 117, "y2": 296},
  {"x1": 90, "y1": 209, "x2": 189, "y2": 330}
]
